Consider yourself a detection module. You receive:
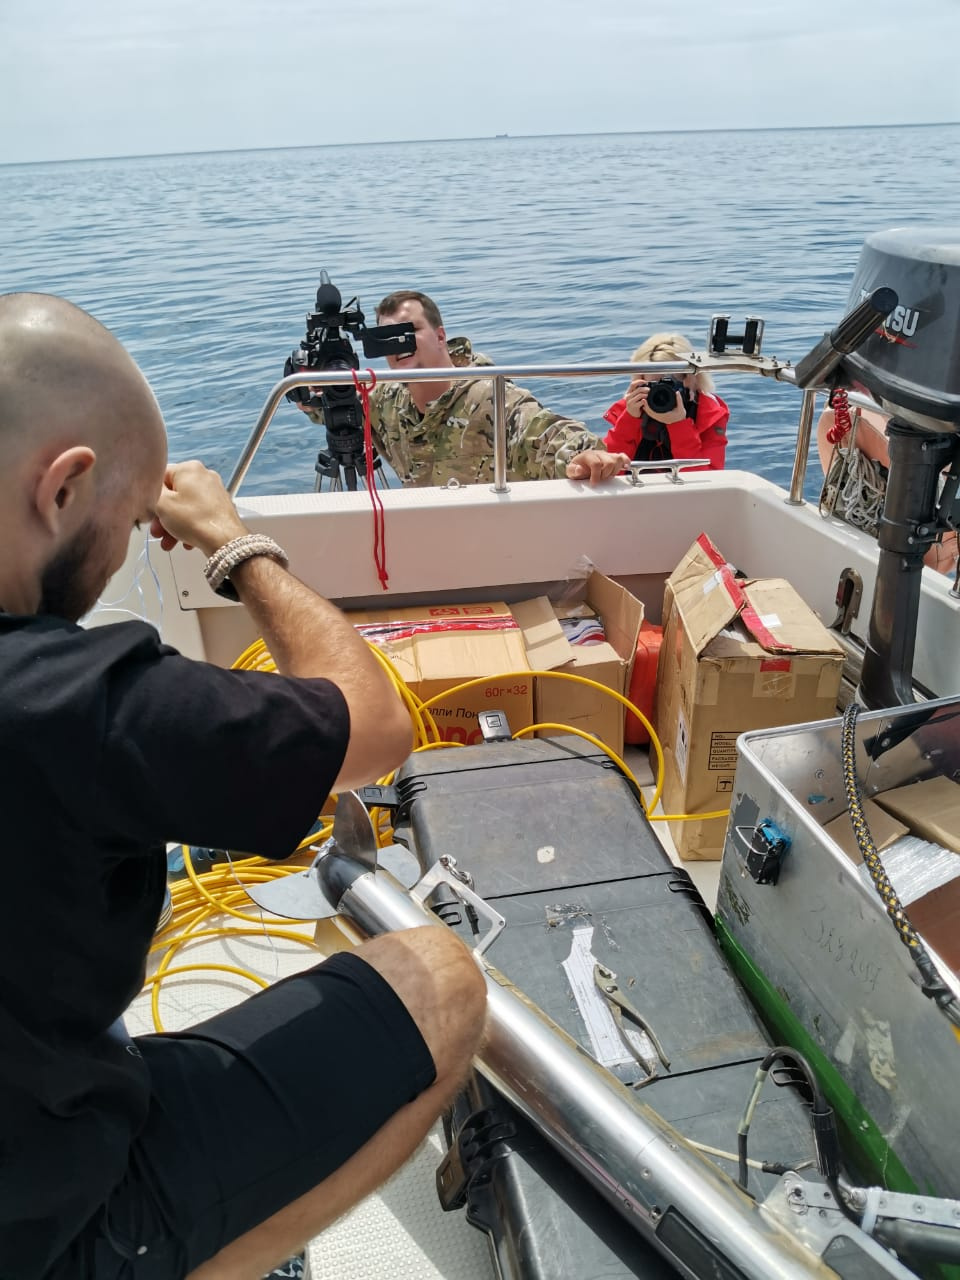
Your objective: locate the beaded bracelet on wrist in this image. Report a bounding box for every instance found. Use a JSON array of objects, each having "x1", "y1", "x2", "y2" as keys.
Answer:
[{"x1": 203, "y1": 534, "x2": 289, "y2": 601}]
